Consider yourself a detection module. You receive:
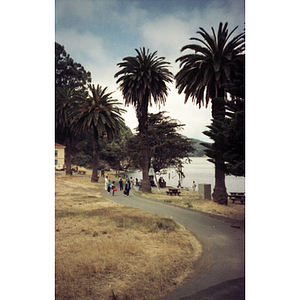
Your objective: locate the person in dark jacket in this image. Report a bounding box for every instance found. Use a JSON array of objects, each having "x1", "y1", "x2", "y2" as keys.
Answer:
[
  {"x1": 135, "y1": 178, "x2": 139, "y2": 191},
  {"x1": 124, "y1": 180, "x2": 131, "y2": 196},
  {"x1": 119, "y1": 177, "x2": 123, "y2": 191}
]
